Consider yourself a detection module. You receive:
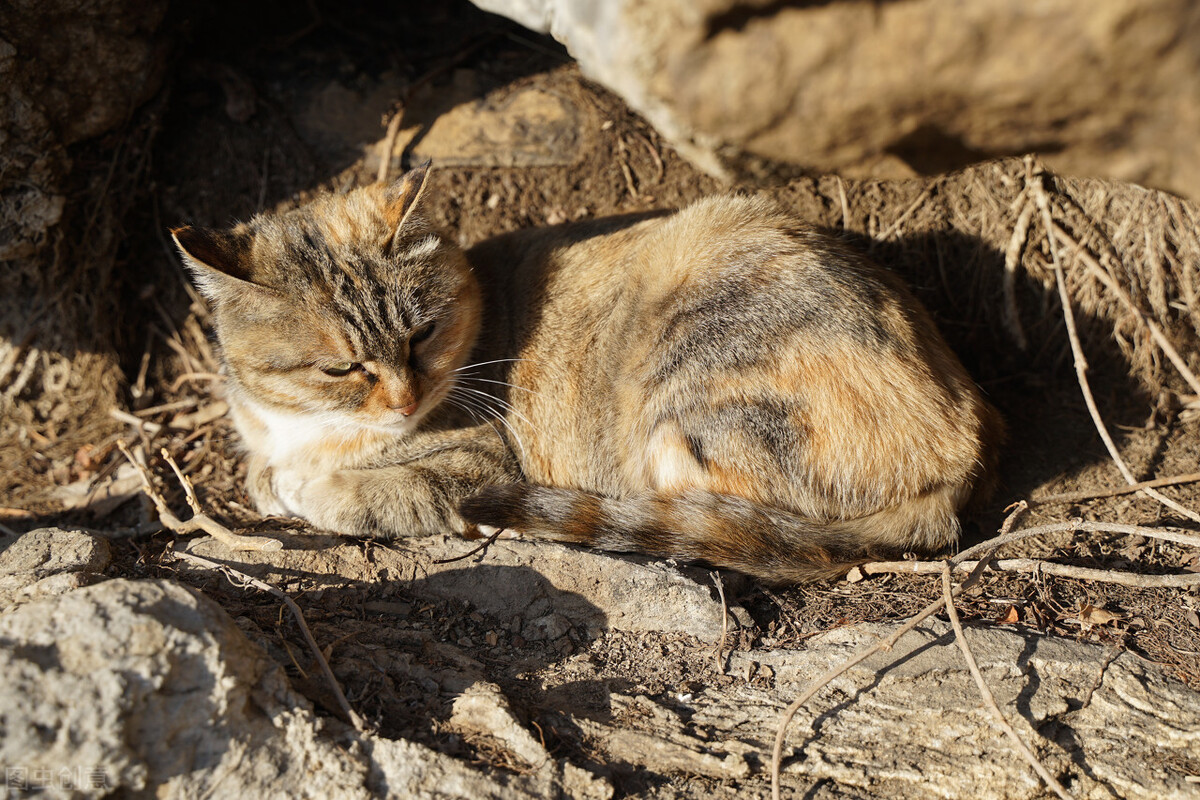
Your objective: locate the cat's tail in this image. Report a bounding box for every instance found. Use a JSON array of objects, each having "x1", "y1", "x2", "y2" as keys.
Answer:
[{"x1": 459, "y1": 484, "x2": 964, "y2": 584}]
